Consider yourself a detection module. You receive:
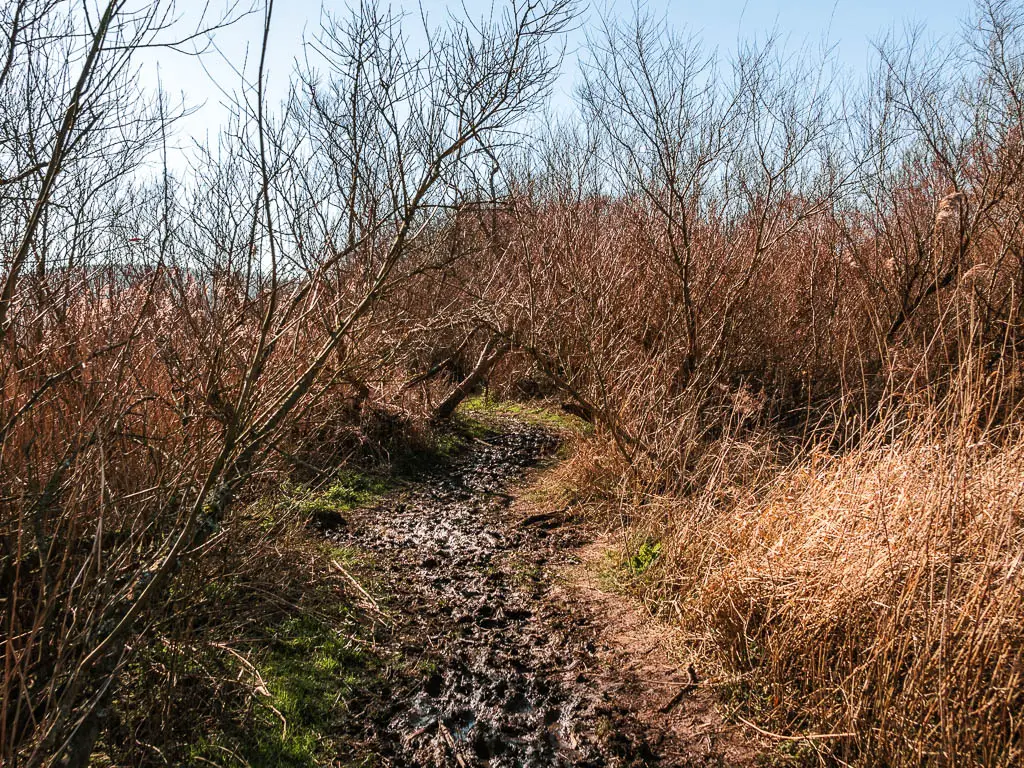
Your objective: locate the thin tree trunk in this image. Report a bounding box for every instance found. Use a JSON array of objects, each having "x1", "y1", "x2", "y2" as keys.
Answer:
[{"x1": 434, "y1": 336, "x2": 509, "y2": 420}]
